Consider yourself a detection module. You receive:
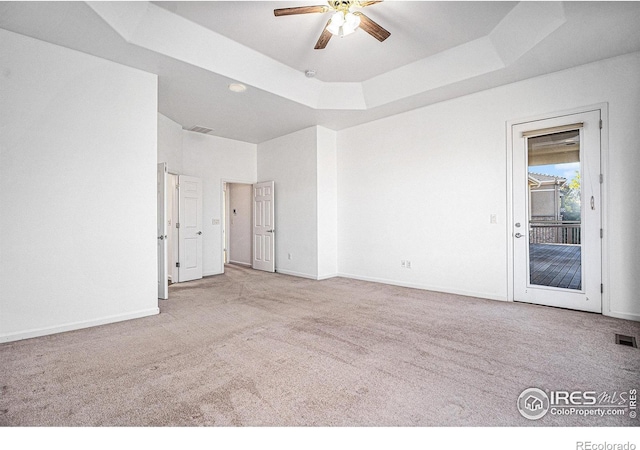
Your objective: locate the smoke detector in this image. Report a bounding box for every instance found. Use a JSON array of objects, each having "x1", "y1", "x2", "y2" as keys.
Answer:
[{"x1": 228, "y1": 83, "x2": 247, "y2": 93}]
